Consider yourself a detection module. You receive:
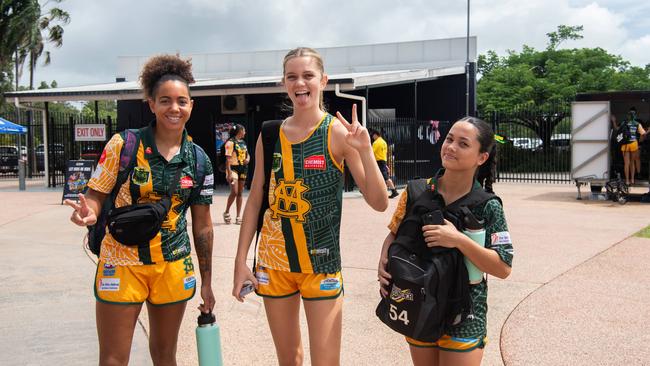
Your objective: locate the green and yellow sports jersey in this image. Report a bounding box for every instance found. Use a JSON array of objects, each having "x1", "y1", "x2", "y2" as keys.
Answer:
[
  {"x1": 225, "y1": 138, "x2": 248, "y2": 166},
  {"x1": 258, "y1": 113, "x2": 344, "y2": 274},
  {"x1": 88, "y1": 126, "x2": 214, "y2": 266},
  {"x1": 388, "y1": 171, "x2": 513, "y2": 339},
  {"x1": 372, "y1": 136, "x2": 388, "y2": 162}
]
